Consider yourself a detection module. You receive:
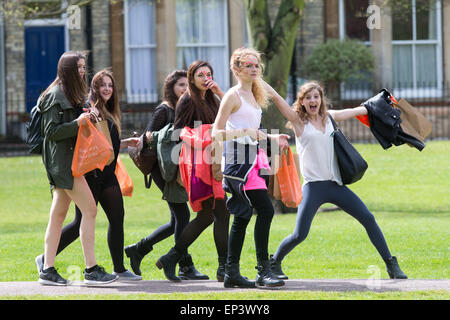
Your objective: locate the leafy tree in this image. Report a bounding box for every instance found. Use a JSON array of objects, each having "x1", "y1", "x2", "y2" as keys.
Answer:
[
  {"x1": 244, "y1": 0, "x2": 305, "y2": 131},
  {"x1": 302, "y1": 39, "x2": 374, "y2": 105}
]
